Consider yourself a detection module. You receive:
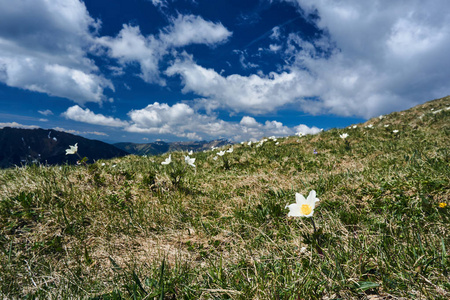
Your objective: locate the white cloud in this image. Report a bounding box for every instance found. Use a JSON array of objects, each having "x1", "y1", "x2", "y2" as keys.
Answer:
[
  {"x1": 149, "y1": 0, "x2": 167, "y2": 7},
  {"x1": 96, "y1": 25, "x2": 165, "y2": 85},
  {"x1": 96, "y1": 14, "x2": 231, "y2": 85},
  {"x1": 125, "y1": 102, "x2": 320, "y2": 141},
  {"x1": 165, "y1": 54, "x2": 317, "y2": 114},
  {"x1": 62, "y1": 105, "x2": 129, "y2": 127},
  {"x1": 161, "y1": 14, "x2": 232, "y2": 47},
  {"x1": 294, "y1": 124, "x2": 322, "y2": 135},
  {"x1": 38, "y1": 109, "x2": 53, "y2": 116},
  {"x1": 58, "y1": 100, "x2": 321, "y2": 141},
  {"x1": 52, "y1": 127, "x2": 108, "y2": 136},
  {"x1": 270, "y1": 26, "x2": 281, "y2": 40},
  {"x1": 0, "y1": 122, "x2": 39, "y2": 129},
  {"x1": 0, "y1": 0, "x2": 113, "y2": 104},
  {"x1": 234, "y1": 50, "x2": 259, "y2": 69},
  {"x1": 269, "y1": 44, "x2": 282, "y2": 52},
  {"x1": 280, "y1": 0, "x2": 450, "y2": 117}
]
